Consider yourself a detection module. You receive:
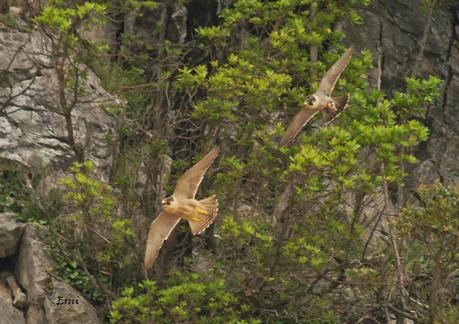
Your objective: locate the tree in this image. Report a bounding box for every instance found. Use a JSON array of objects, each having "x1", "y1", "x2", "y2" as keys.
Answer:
[
  {"x1": 112, "y1": 0, "x2": 443, "y2": 322},
  {"x1": 397, "y1": 181, "x2": 459, "y2": 323},
  {"x1": 34, "y1": 1, "x2": 107, "y2": 161},
  {"x1": 3, "y1": 0, "x2": 453, "y2": 322}
]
